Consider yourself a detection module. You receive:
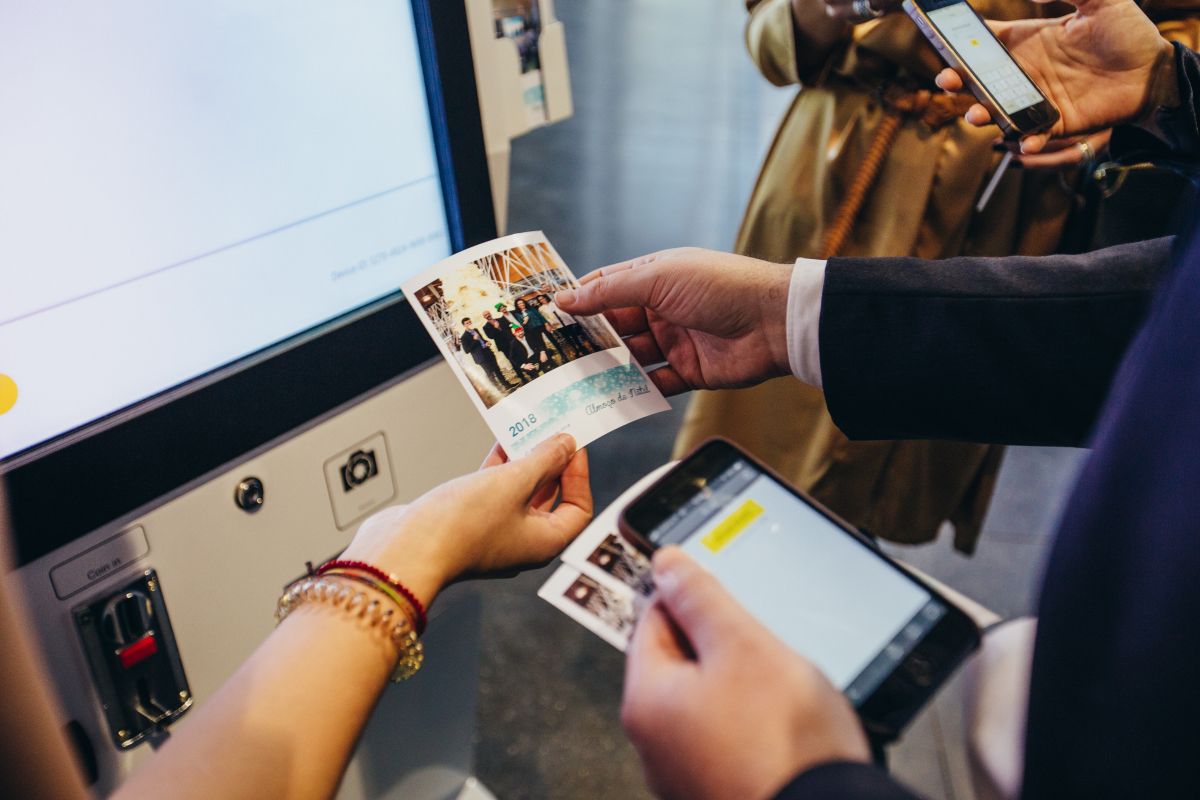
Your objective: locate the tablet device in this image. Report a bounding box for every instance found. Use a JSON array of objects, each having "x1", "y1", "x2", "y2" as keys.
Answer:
[{"x1": 619, "y1": 438, "x2": 981, "y2": 737}]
